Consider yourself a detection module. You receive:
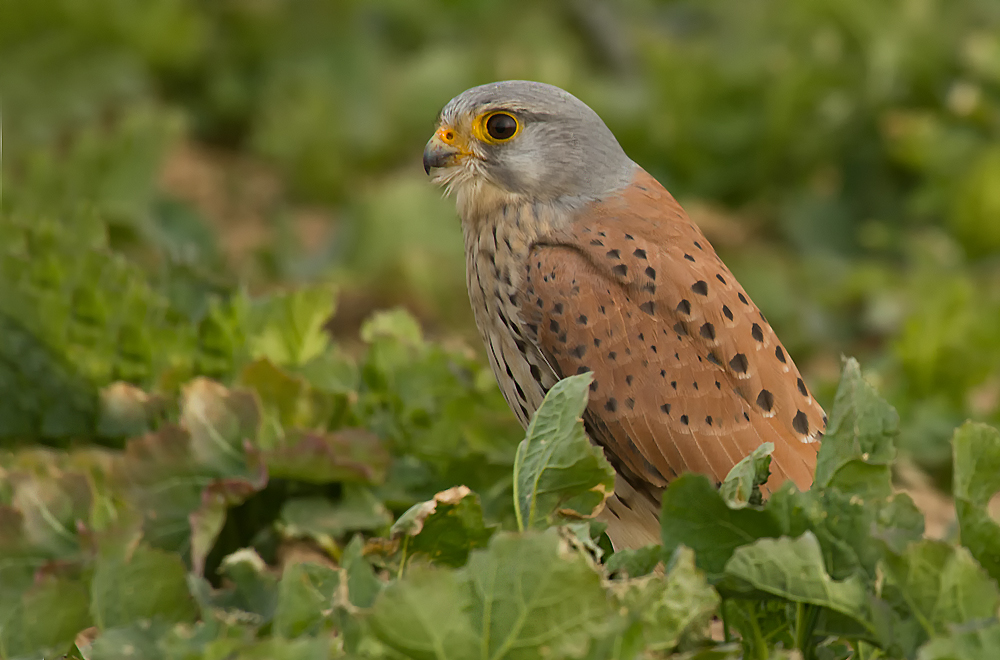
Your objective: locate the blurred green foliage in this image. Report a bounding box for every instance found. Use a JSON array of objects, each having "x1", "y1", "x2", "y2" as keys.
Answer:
[
  {"x1": 2, "y1": 2, "x2": 1000, "y2": 656},
  {"x1": 4, "y1": 0, "x2": 1000, "y2": 472}
]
